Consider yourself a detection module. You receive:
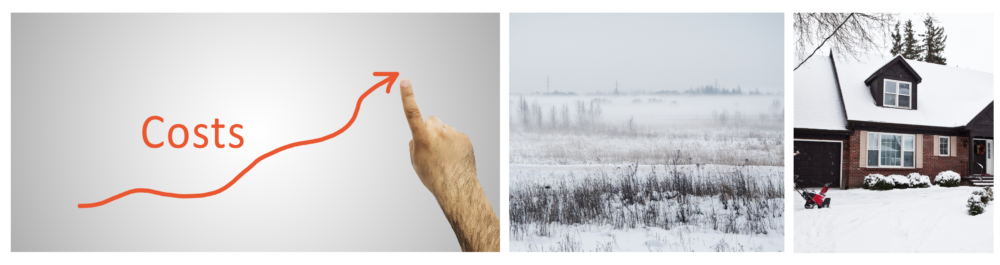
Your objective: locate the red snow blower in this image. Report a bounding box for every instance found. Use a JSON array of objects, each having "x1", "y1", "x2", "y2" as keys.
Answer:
[{"x1": 795, "y1": 175, "x2": 831, "y2": 209}]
